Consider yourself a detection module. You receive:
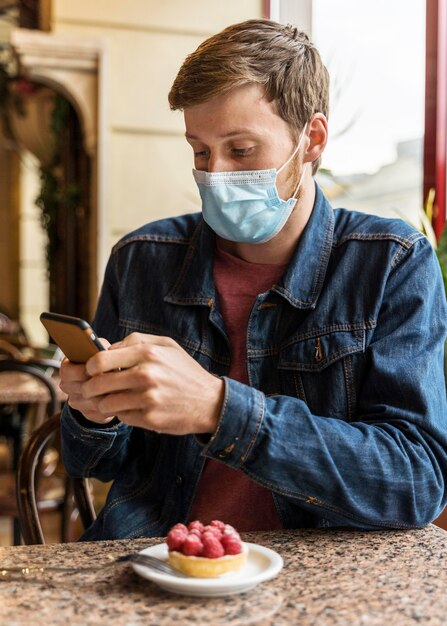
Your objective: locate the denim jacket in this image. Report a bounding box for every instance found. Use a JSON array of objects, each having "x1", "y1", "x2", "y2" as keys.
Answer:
[{"x1": 61, "y1": 184, "x2": 447, "y2": 540}]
